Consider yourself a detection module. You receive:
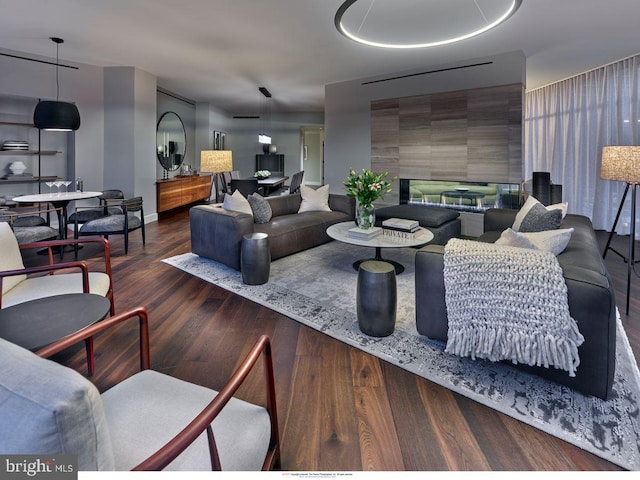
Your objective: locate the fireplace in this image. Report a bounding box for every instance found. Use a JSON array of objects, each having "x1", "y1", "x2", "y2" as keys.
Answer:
[{"x1": 399, "y1": 179, "x2": 522, "y2": 212}]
